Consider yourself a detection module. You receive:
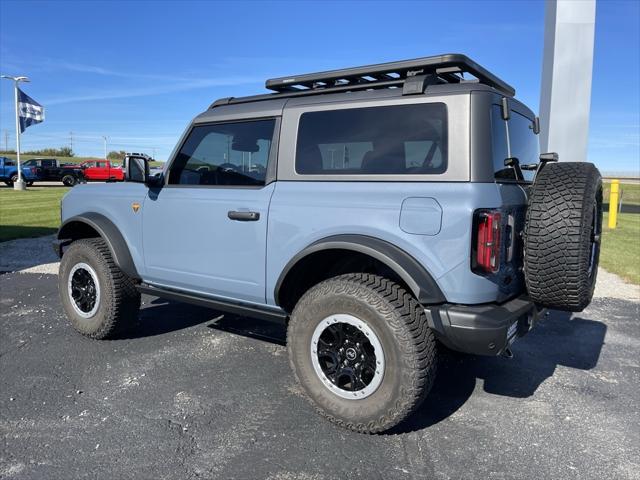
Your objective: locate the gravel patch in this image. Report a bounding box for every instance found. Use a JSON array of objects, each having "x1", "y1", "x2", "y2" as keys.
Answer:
[
  {"x1": 593, "y1": 268, "x2": 640, "y2": 302},
  {"x1": 0, "y1": 235, "x2": 58, "y2": 274},
  {"x1": 1, "y1": 234, "x2": 638, "y2": 301}
]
